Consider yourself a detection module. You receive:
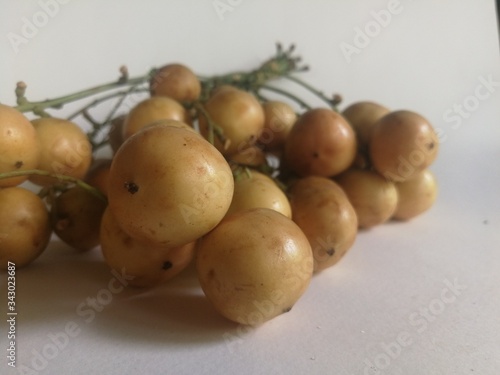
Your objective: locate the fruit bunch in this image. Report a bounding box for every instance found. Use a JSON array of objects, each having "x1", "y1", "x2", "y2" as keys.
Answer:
[{"x1": 0, "y1": 45, "x2": 438, "y2": 325}]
